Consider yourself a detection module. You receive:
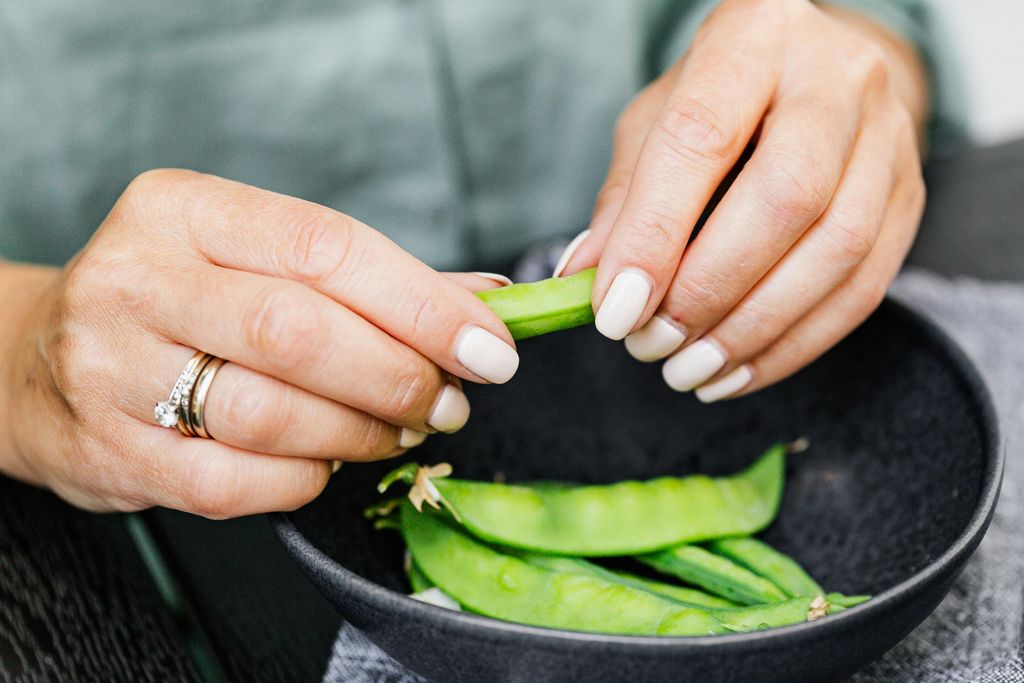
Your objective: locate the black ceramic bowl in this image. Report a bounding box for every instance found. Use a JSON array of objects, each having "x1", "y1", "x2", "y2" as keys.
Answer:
[{"x1": 273, "y1": 299, "x2": 1002, "y2": 683}]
